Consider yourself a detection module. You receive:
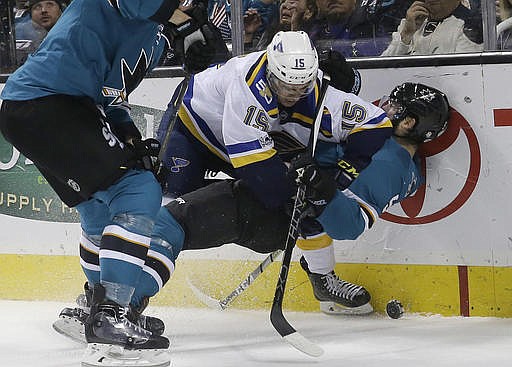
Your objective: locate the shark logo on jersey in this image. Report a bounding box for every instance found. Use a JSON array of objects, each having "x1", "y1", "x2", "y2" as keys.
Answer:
[{"x1": 102, "y1": 49, "x2": 150, "y2": 106}]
